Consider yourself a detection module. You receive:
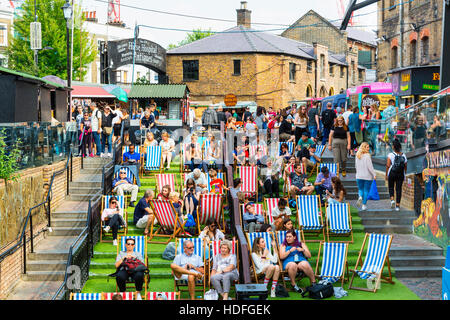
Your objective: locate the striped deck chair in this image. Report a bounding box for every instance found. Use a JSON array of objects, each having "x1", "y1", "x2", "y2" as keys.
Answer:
[
  {"x1": 246, "y1": 232, "x2": 283, "y2": 284},
  {"x1": 155, "y1": 173, "x2": 177, "y2": 194},
  {"x1": 144, "y1": 146, "x2": 162, "y2": 174},
  {"x1": 117, "y1": 235, "x2": 149, "y2": 292},
  {"x1": 326, "y1": 203, "x2": 353, "y2": 243},
  {"x1": 197, "y1": 193, "x2": 224, "y2": 233},
  {"x1": 147, "y1": 292, "x2": 180, "y2": 300},
  {"x1": 209, "y1": 238, "x2": 239, "y2": 288},
  {"x1": 206, "y1": 171, "x2": 225, "y2": 194},
  {"x1": 264, "y1": 198, "x2": 280, "y2": 225},
  {"x1": 241, "y1": 203, "x2": 265, "y2": 229},
  {"x1": 279, "y1": 141, "x2": 294, "y2": 155},
  {"x1": 103, "y1": 292, "x2": 135, "y2": 300},
  {"x1": 349, "y1": 233, "x2": 395, "y2": 293},
  {"x1": 296, "y1": 195, "x2": 325, "y2": 242},
  {"x1": 148, "y1": 200, "x2": 186, "y2": 244},
  {"x1": 123, "y1": 145, "x2": 140, "y2": 155},
  {"x1": 317, "y1": 162, "x2": 339, "y2": 176},
  {"x1": 238, "y1": 166, "x2": 258, "y2": 200},
  {"x1": 174, "y1": 237, "x2": 206, "y2": 295},
  {"x1": 114, "y1": 166, "x2": 136, "y2": 185},
  {"x1": 249, "y1": 145, "x2": 267, "y2": 160},
  {"x1": 276, "y1": 229, "x2": 305, "y2": 247},
  {"x1": 283, "y1": 163, "x2": 305, "y2": 197},
  {"x1": 70, "y1": 293, "x2": 102, "y2": 300},
  {"x1": 100, "y1": 195, "x2": 127, "y2": 242},
  {"x1": 315, "y1": 242, "x2": 349, "y2": 286},
  {"x1": 309, "y1": 144, "x2": 327, "y2": 176}
]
